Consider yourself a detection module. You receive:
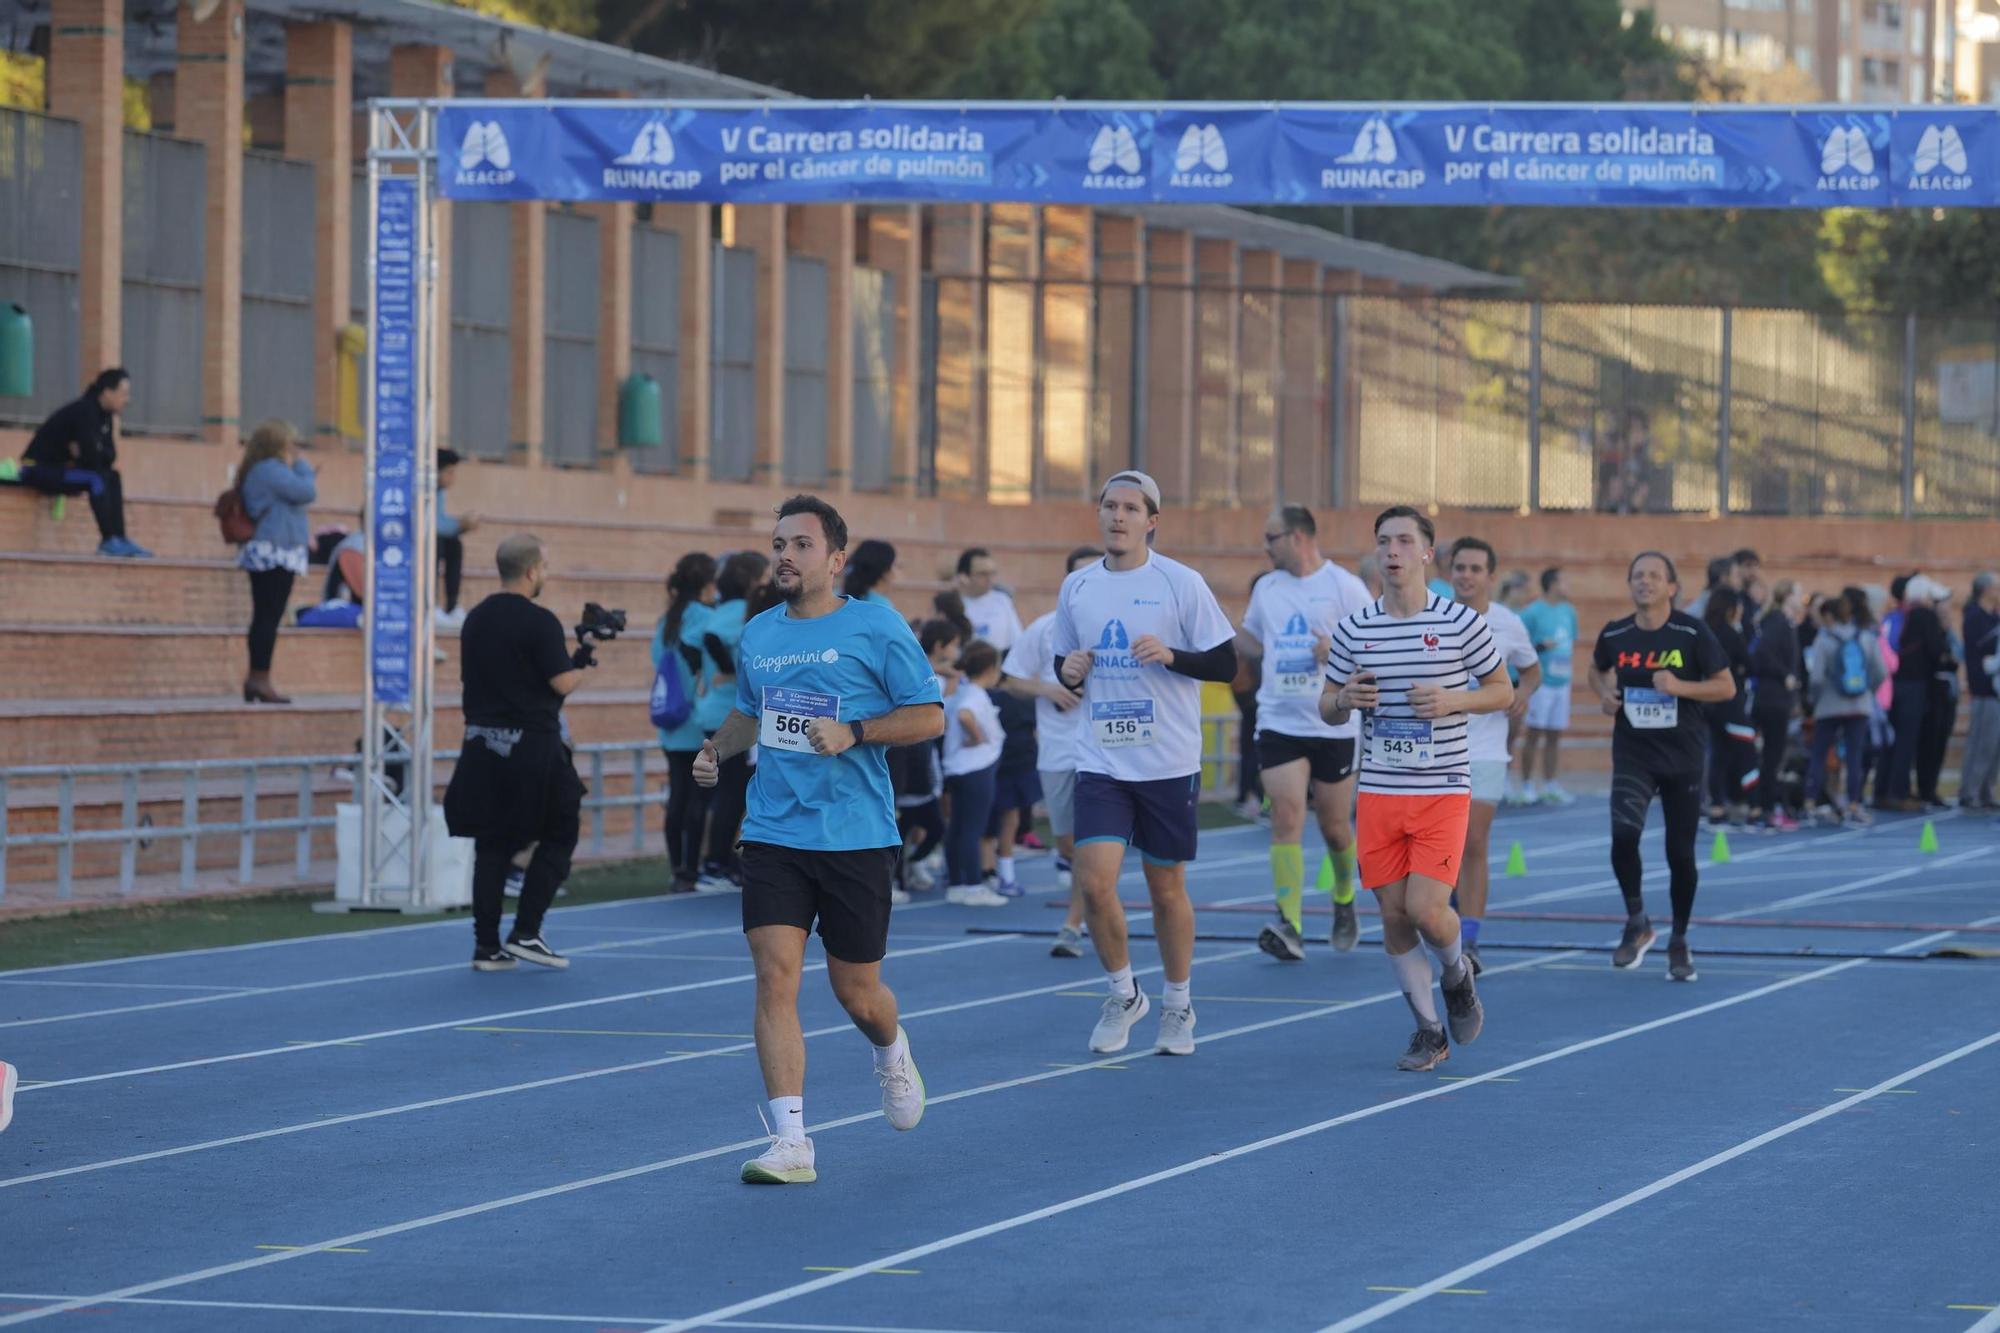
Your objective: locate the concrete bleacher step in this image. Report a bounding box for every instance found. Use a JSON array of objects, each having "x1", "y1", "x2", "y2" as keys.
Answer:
[
  {"x1": 0, "y1": 622, "x2": 655, "y2": 699},
  {"x1": 0, "y1": 688, "x2": 655, "y2": 766}
]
